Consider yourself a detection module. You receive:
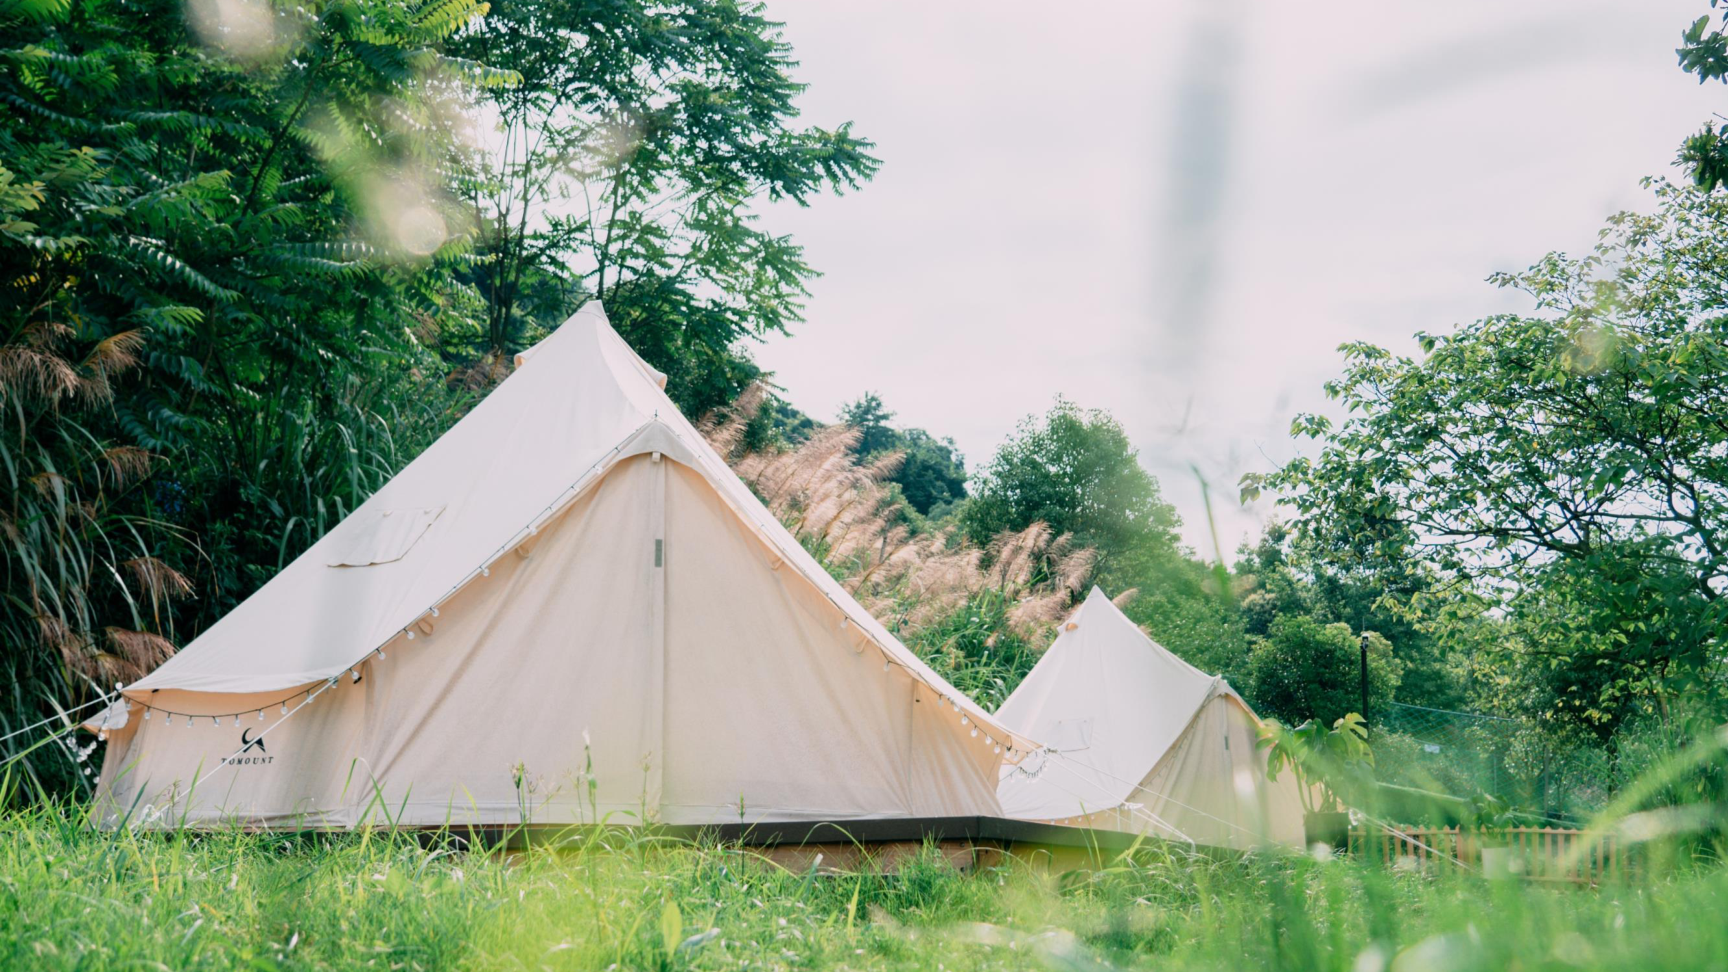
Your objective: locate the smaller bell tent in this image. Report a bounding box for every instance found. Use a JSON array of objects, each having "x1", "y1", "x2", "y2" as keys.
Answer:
[{"x1": 994, "y1": 587, "x2": 1307, "y2": 849}]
